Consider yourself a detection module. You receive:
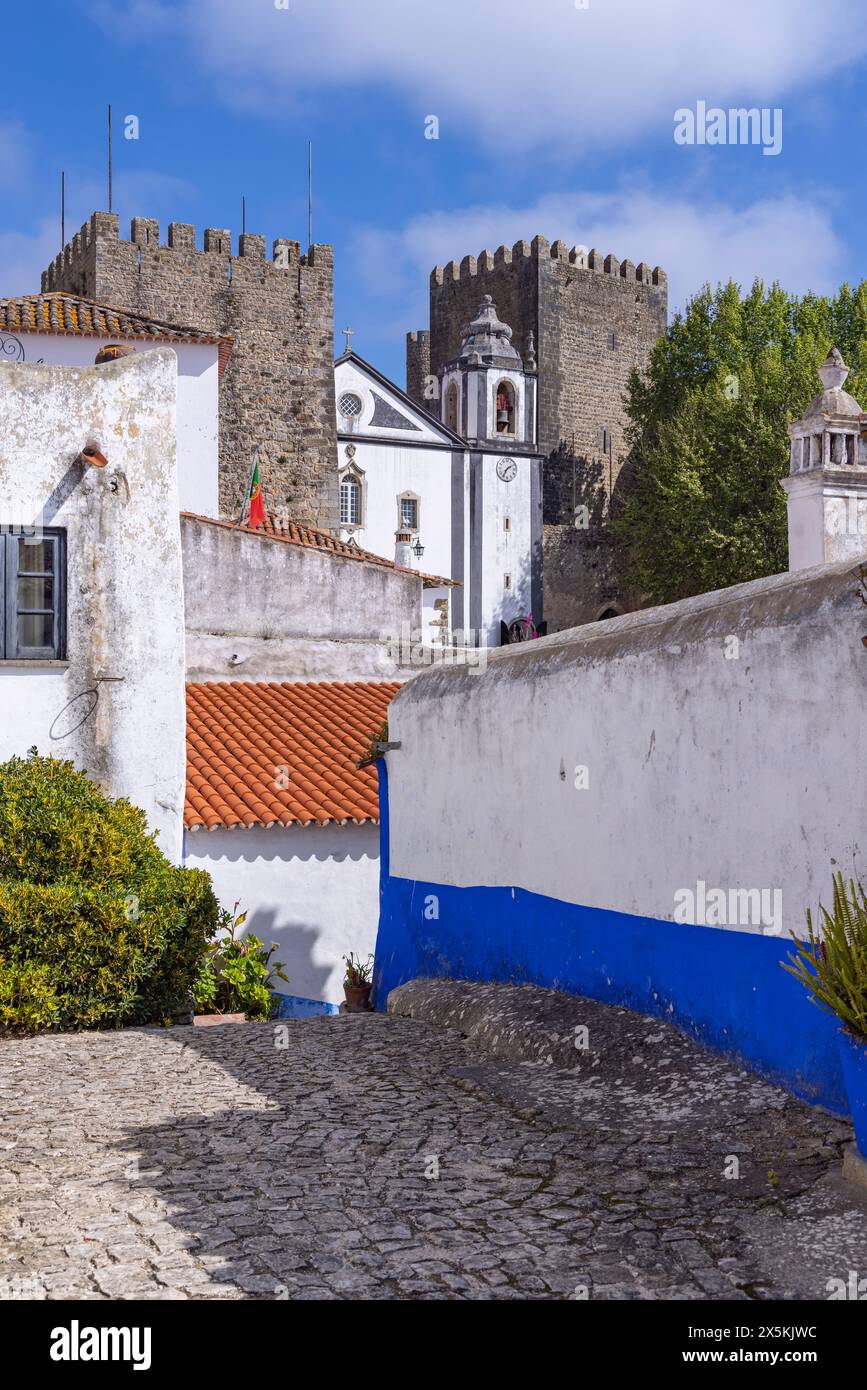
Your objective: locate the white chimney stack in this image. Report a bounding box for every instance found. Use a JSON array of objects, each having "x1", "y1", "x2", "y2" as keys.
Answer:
[
  {"x1": 394, "y1": 529, "x2": 413, "y2": 568},
  {"x1": 781, "y1": 348, "x2": 867, "y2": 569}
]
